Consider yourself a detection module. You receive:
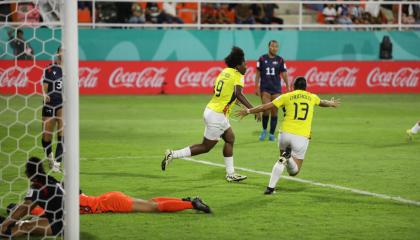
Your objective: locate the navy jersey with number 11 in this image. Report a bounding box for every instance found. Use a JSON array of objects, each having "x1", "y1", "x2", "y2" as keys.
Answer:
[{"x1": 256, "y1": 54, "x2": 287, "y2": 93}]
